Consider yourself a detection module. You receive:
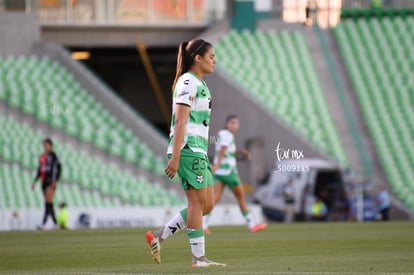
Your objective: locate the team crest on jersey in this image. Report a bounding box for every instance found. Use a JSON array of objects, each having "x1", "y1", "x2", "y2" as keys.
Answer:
[
  {"x1": 189, "y1": 95, "x2": 195, "y2": 103},
  {"x1": 196, "y1": 172, "x2": 204, "y2": 183}
]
